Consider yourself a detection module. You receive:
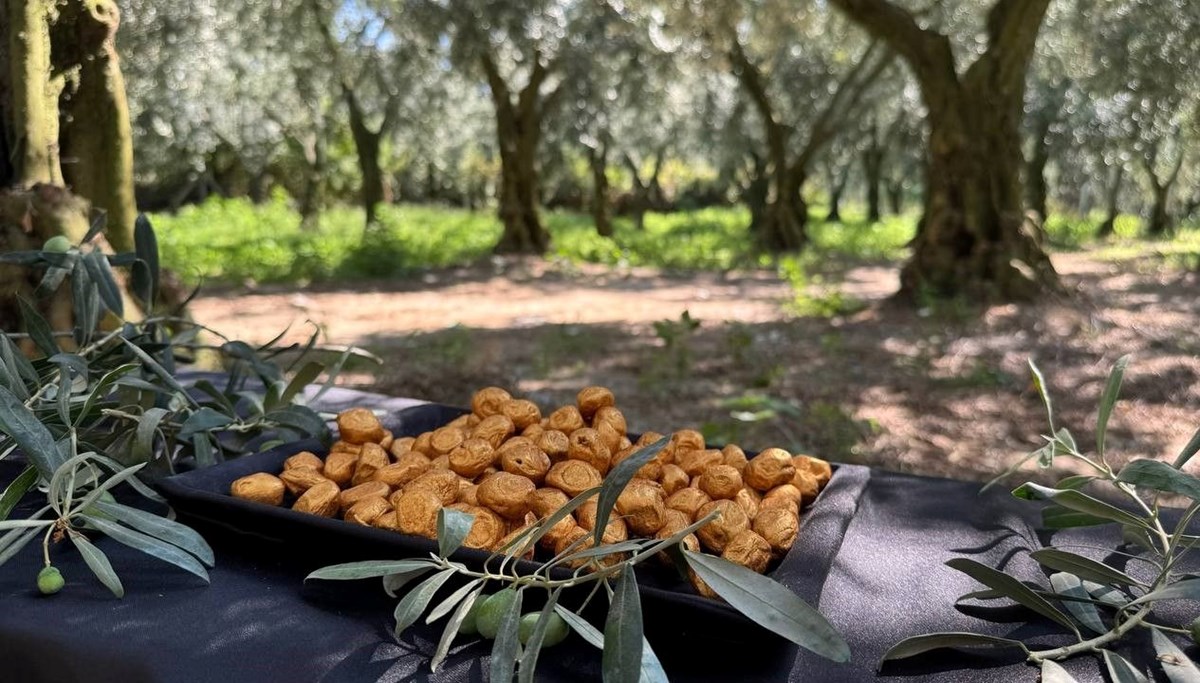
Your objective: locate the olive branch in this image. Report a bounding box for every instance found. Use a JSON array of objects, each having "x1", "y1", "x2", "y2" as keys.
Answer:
[
  {"x1": 881, "y1": 356, "x2": 1200, "y2": 681},
  {"x1": 309, "y1": 436, "x2": 850, "y2": 682},
  {"x1": 0, "y1": 214, "x2": 363, "y2": 596}
]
